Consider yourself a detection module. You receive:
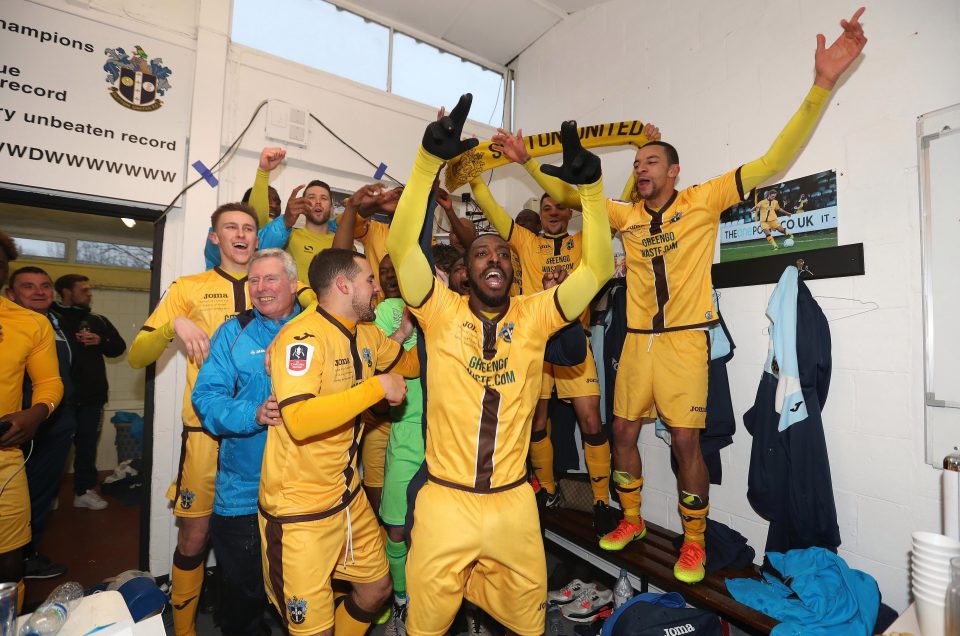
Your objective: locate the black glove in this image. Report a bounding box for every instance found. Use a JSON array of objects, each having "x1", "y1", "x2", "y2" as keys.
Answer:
[
  {"x1": 540, "y1": 121, "x2": 601, "y2": 185},
  {"x1": 422, "y1": 94, "x2": 480, "y2": 160}
]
